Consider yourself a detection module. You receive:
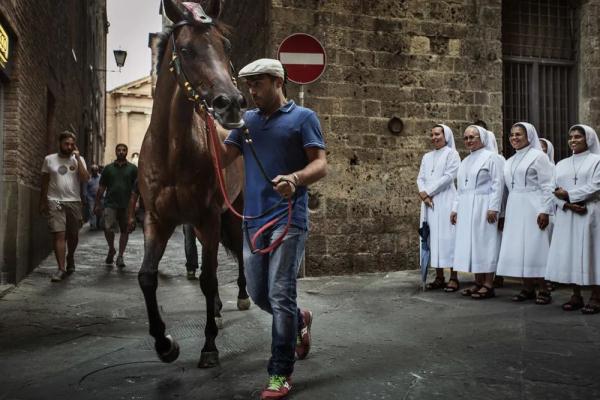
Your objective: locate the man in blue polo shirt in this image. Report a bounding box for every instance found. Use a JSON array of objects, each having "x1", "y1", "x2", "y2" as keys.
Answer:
[{"x1": 220, "y1": 58, "x2": 327, "y2": 399}]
